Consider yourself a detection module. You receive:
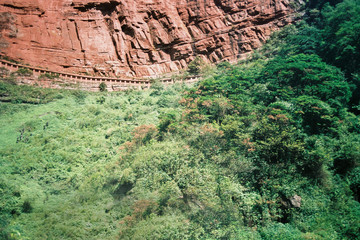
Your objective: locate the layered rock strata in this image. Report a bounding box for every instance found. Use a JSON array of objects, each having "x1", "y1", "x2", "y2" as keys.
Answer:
[{"x1": 0, "y1": 0, "x2": 299, "y2": 77}]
